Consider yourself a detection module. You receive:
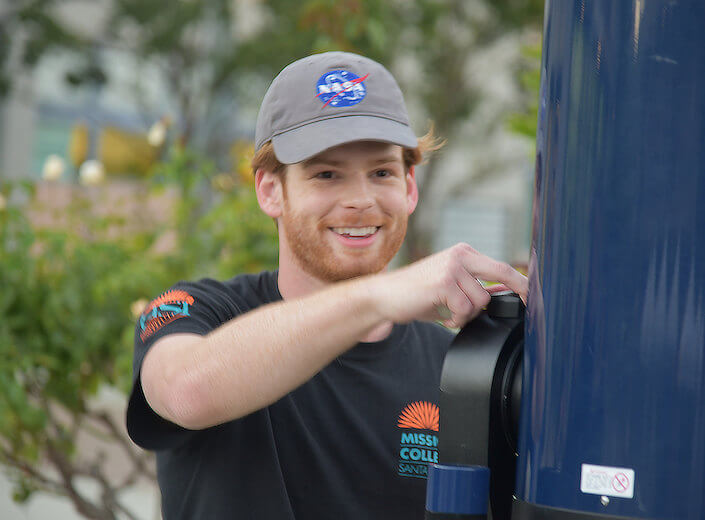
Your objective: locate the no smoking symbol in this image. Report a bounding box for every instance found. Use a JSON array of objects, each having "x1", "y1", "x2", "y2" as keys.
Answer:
[{"x1": 612, "y1": 473, "x2": 630, "y2": 493}]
